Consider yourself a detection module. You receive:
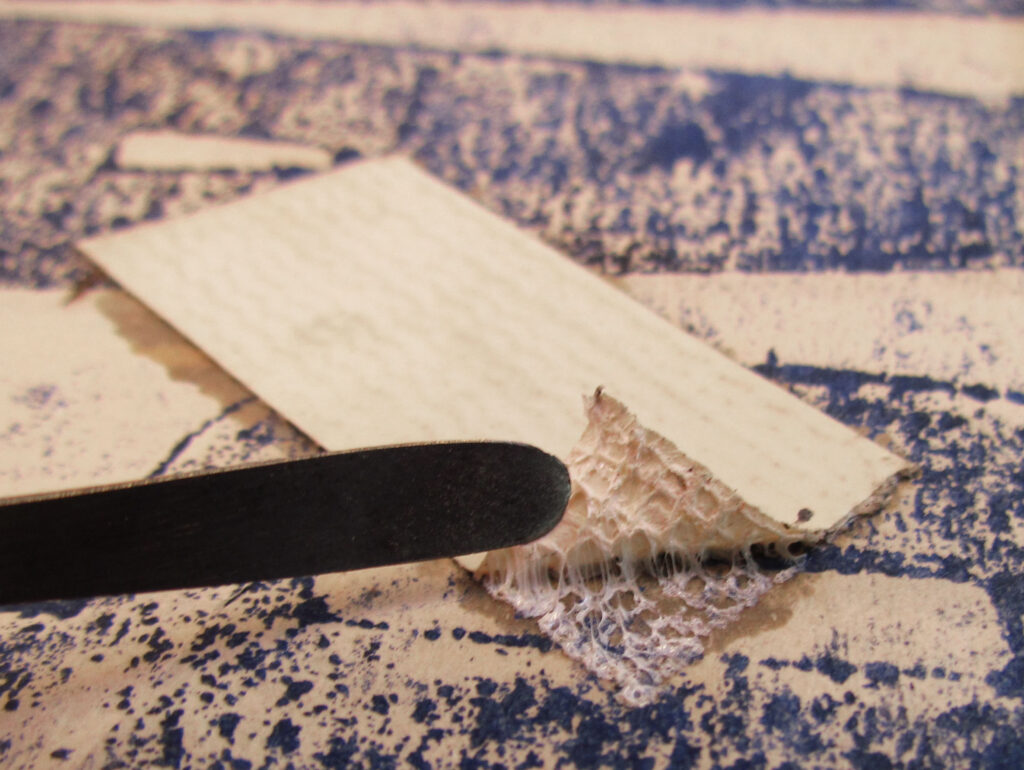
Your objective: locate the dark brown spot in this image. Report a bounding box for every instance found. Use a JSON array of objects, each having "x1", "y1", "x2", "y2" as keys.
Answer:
[{"x1": 797, "y1": 508, "x2": 814, "y2": 523}]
